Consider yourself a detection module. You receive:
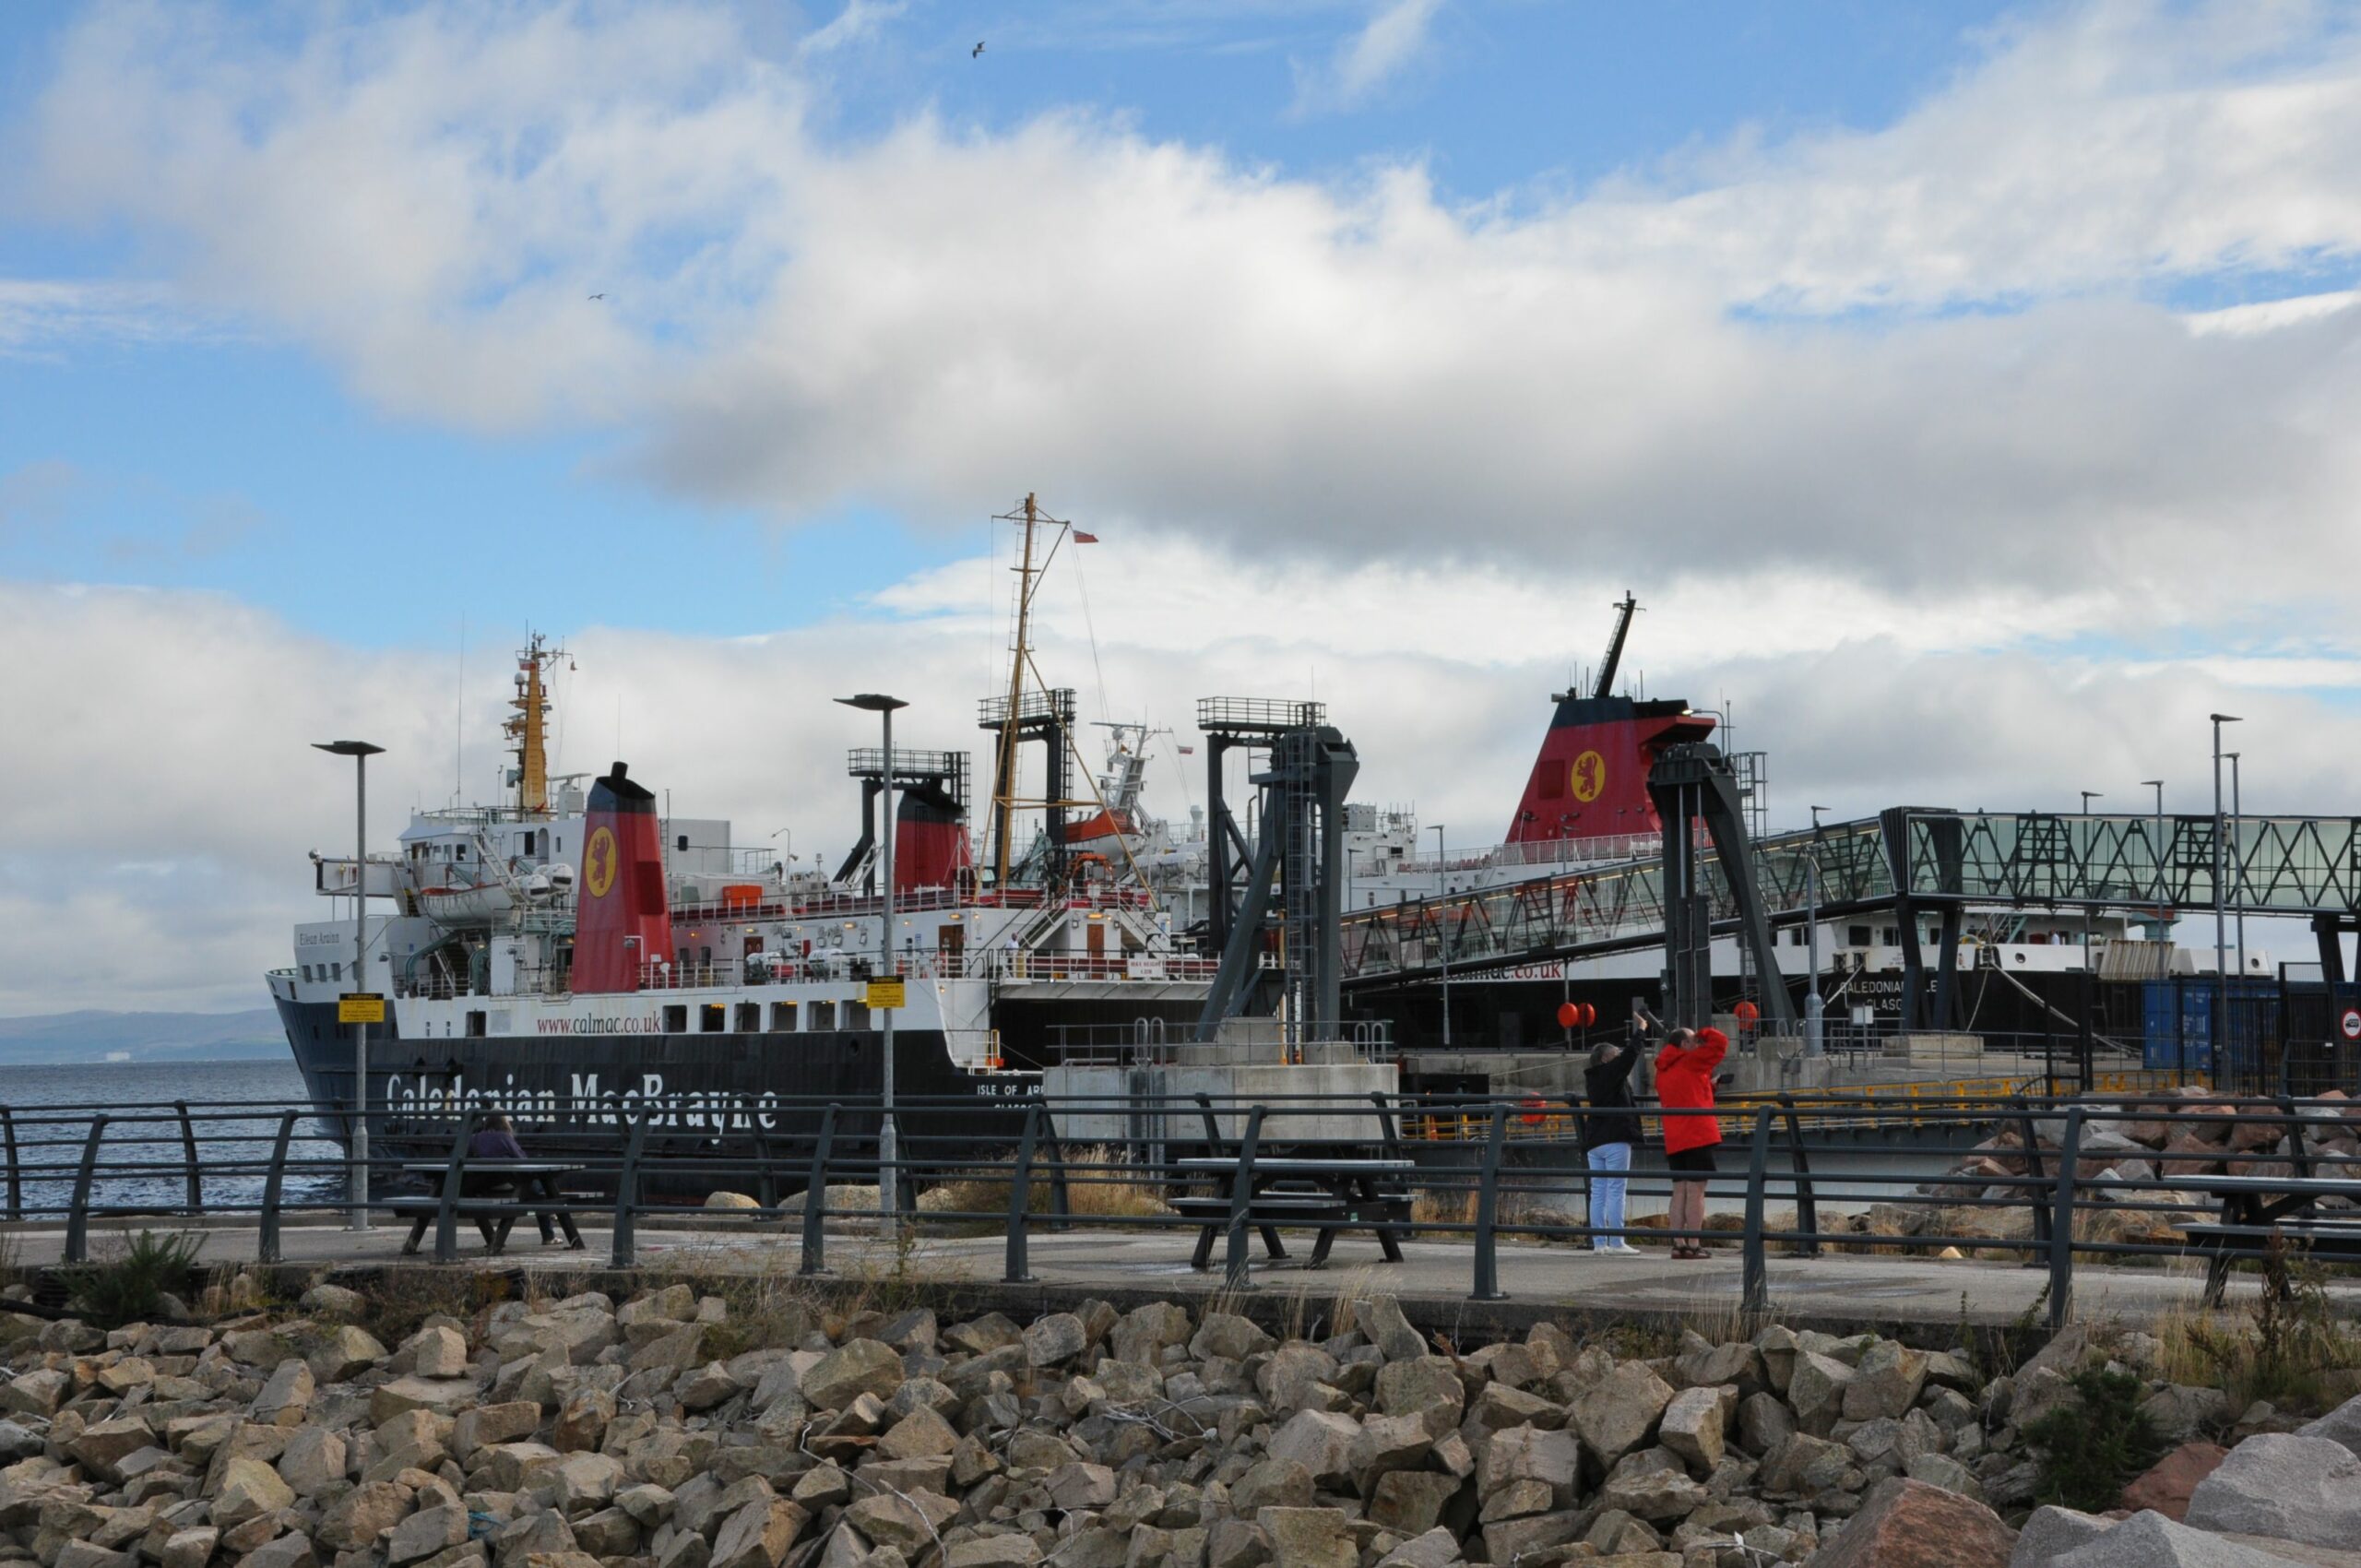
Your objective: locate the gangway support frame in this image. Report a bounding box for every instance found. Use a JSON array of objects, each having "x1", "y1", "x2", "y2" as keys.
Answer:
[
  {"x1": 1648, "y1": 742, "x2": 1797, "y2": 1032},
  {"x1": 1195, "y1": 719, "x2": 1358, "y2": 1040}
]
